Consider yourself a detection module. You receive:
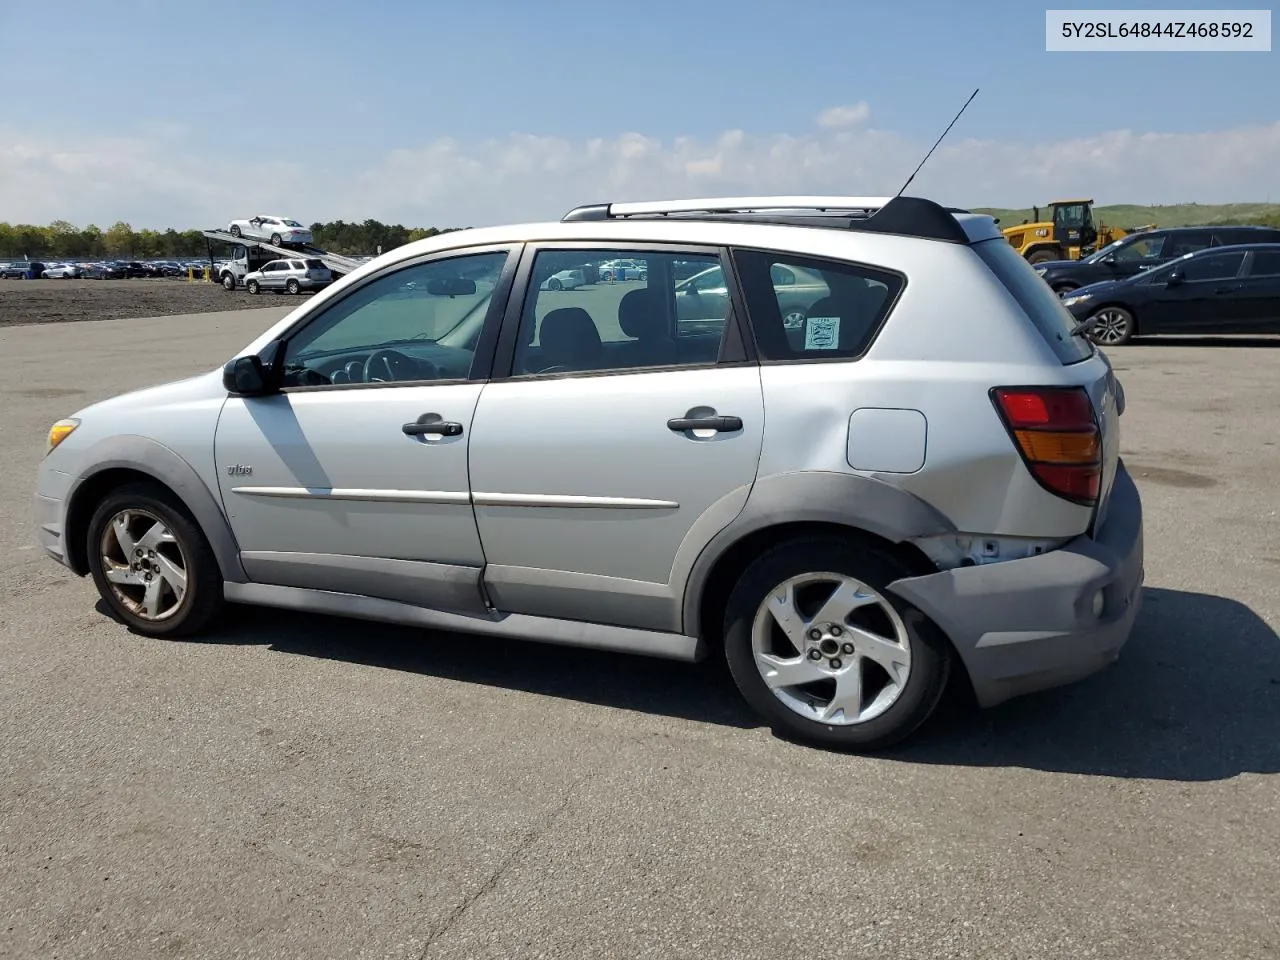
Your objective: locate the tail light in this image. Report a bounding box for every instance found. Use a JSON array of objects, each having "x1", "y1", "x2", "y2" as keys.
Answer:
[{"x1": 991, "y1": 386, "x2": 1101, "y2": 505}]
